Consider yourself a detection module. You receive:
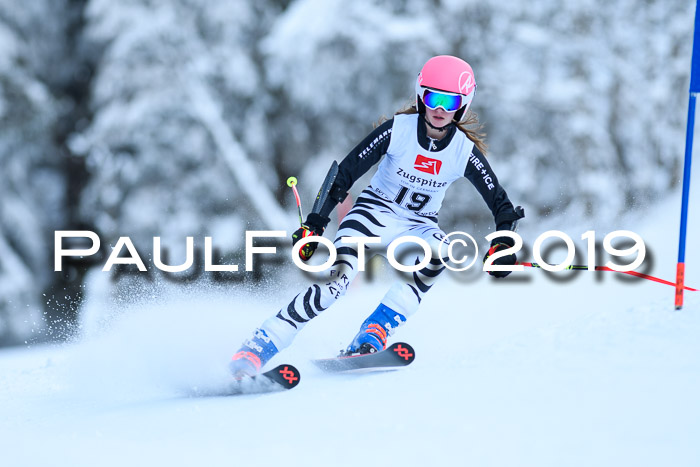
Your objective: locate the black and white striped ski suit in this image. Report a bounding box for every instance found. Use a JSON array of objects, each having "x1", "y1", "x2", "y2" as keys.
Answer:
[
  {"x1": 262, "y1": 189, "x2": 450, "y2": 349},
  {"x1": 261, "y1": 113, "x2": 521, "y2": 350}
]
